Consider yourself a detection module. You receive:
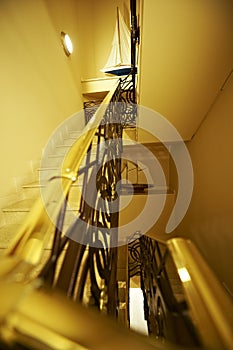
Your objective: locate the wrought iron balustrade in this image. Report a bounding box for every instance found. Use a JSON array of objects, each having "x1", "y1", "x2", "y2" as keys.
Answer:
[
  {"x1": 128, "y1": 235, "x2": 233, "y2": 350},
  {"x1": 5, "y1": 78, "x2": 137, "y2": 312},
  {"x1": 0, "y1": 78, "x2": 141, "y2": 349},
  {"x1": 39, "y1": 85, "x2": 128, "y2": 315},
  {"x1": 84, "y1": 76, "x2": 137, "y2": 127}
]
